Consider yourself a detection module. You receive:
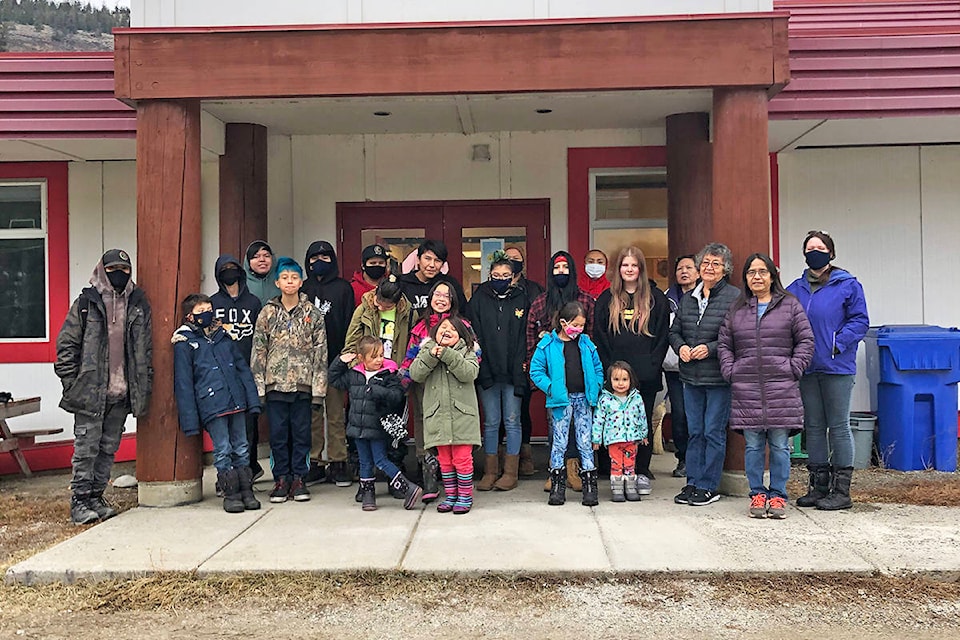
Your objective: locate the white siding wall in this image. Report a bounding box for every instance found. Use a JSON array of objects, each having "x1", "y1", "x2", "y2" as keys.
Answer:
[
  {"x1": 132, "y1": 0, "x2": 772, "y2": 27},
  {"x1": 778, "y1": 146, "x2": 960, "y2": 410},
  {"x1": 4, "y1": 159, "x2": 222, "y2": 440},
  {"x1": 281, "y1": 128, "x2": 663, "y2": 261}
]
